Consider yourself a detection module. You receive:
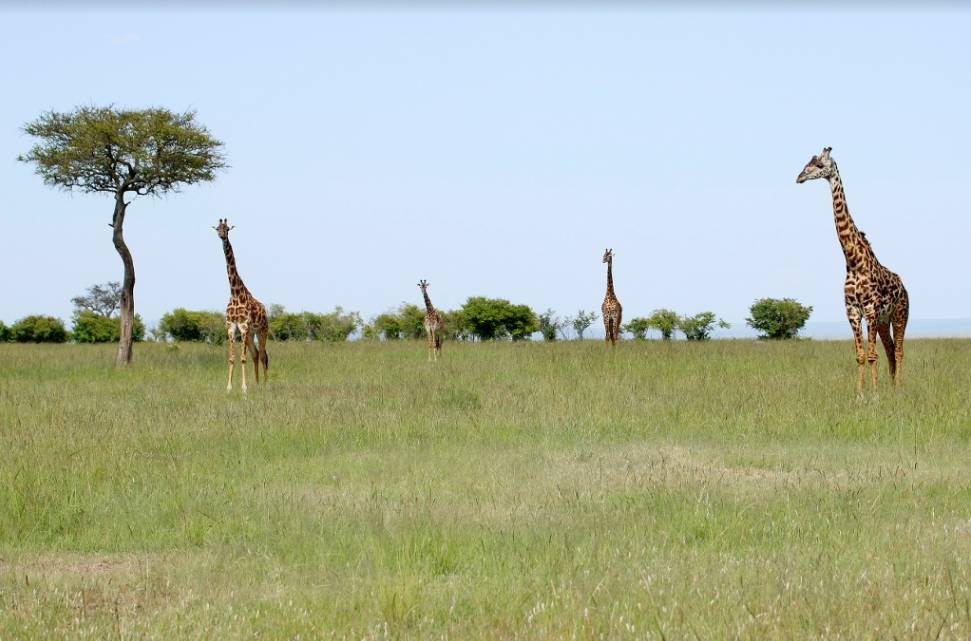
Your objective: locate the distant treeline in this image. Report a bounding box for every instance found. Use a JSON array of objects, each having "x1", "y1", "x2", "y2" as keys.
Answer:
[{"x1": 0, "y1": 295, "x2": 812, "y2": 344}]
